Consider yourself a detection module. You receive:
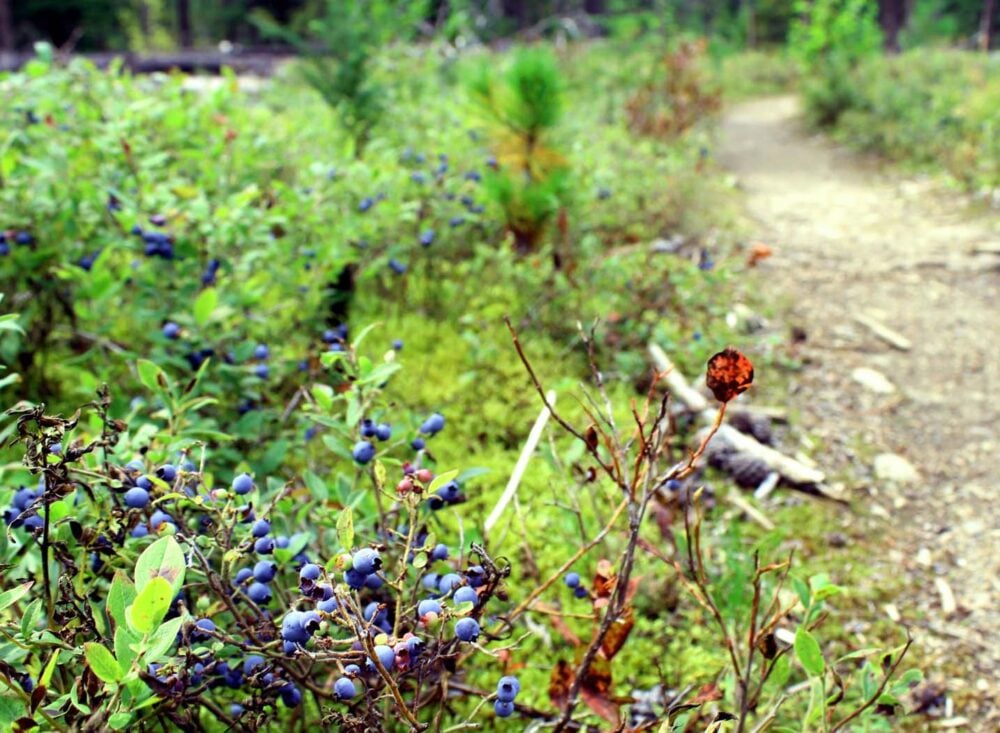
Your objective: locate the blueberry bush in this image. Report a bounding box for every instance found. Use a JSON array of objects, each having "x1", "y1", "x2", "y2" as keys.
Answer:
[{"x1": 1, "y1": 36, "x2": 920, "y2": 732}]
